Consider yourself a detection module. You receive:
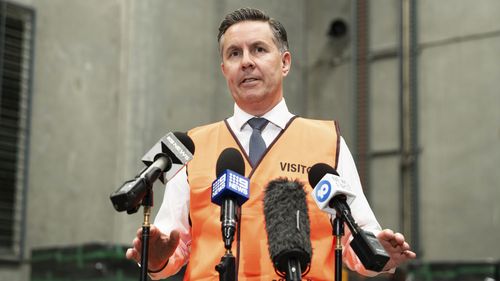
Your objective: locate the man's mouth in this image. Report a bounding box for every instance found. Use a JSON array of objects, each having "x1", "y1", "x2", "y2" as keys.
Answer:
[{"x1": 240, "y1": 77, "x2": 259, "y2": 85}]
